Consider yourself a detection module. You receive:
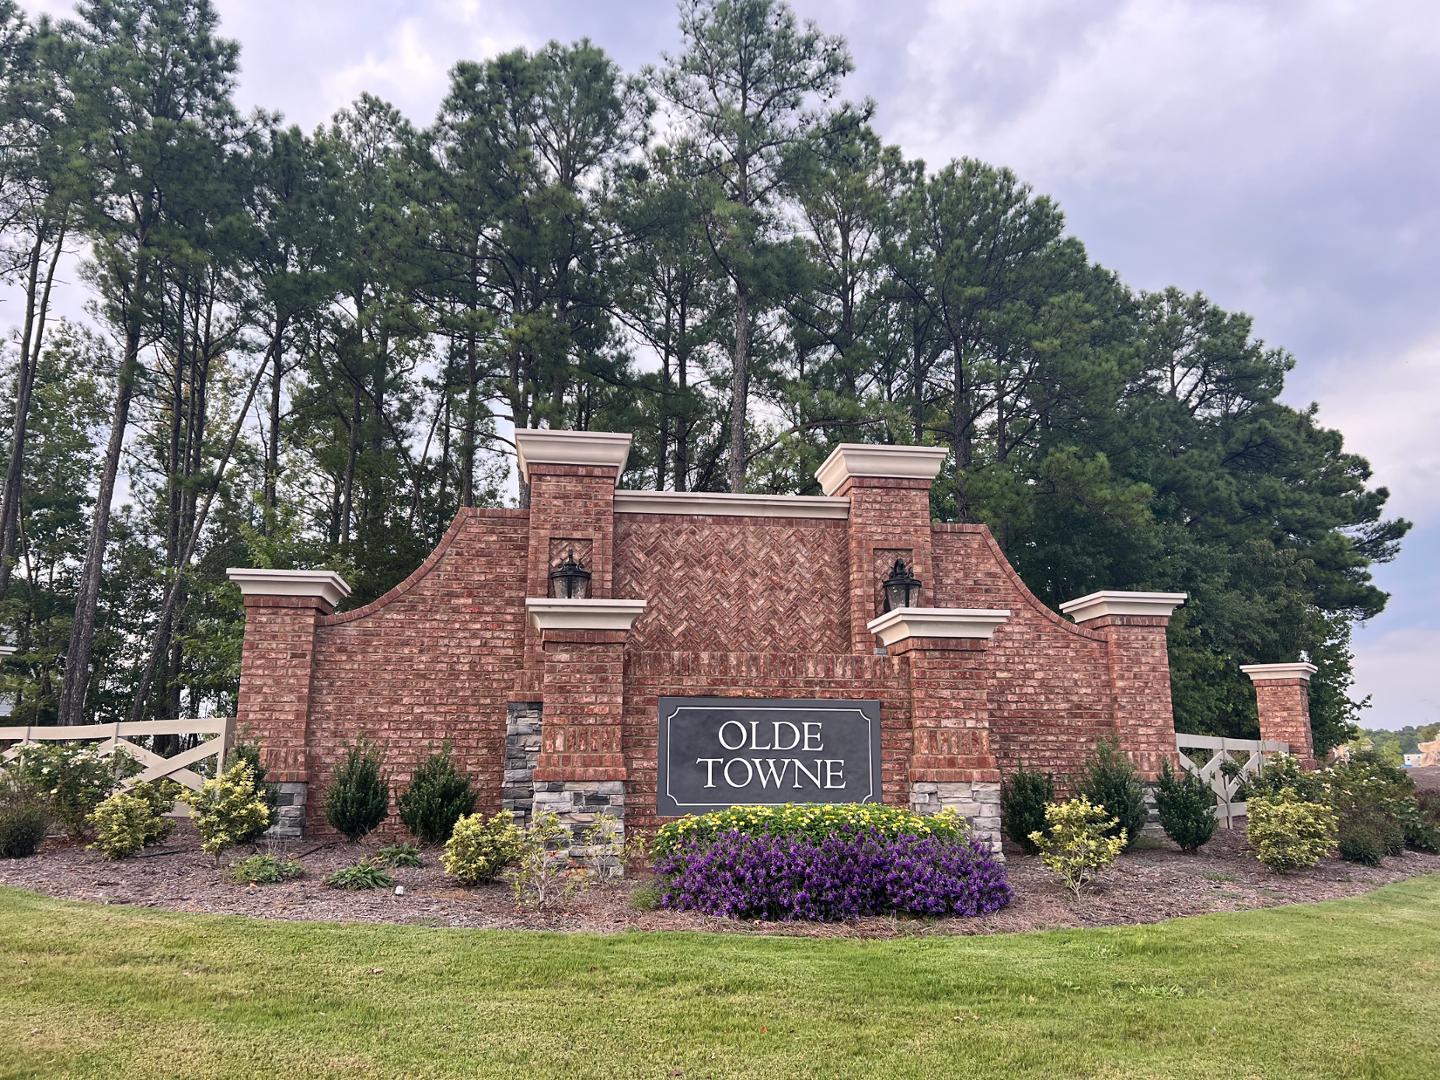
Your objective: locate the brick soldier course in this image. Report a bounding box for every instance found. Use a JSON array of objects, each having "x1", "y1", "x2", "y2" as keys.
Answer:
[{"x1": 229, "y1": 429, "x2": 1318, "y2": 854}]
